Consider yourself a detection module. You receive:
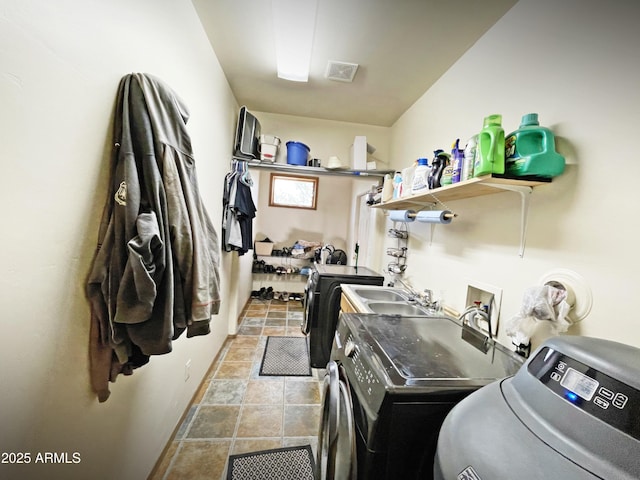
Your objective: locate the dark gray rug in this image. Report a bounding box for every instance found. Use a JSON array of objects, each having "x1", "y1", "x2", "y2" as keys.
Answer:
[
  {"x1": 227, "y1": 445, "x2": 315, "y2": 480},
  {"x1": 259, "y1": 336, "x2": 312, "y2": 376}
]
